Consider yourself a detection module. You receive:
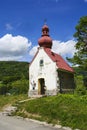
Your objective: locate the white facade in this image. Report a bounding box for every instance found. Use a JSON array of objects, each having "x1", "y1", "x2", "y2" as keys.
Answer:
[{"x1": 28, "y1": 47, "x2": 59, "y2": 97}]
